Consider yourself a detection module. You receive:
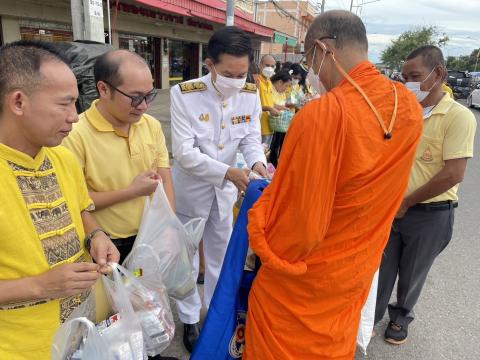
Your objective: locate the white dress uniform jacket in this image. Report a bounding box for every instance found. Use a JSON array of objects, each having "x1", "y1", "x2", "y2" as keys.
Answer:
[{"x1": 171, "y1": 73, "x2": 267, "y2": 220}]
